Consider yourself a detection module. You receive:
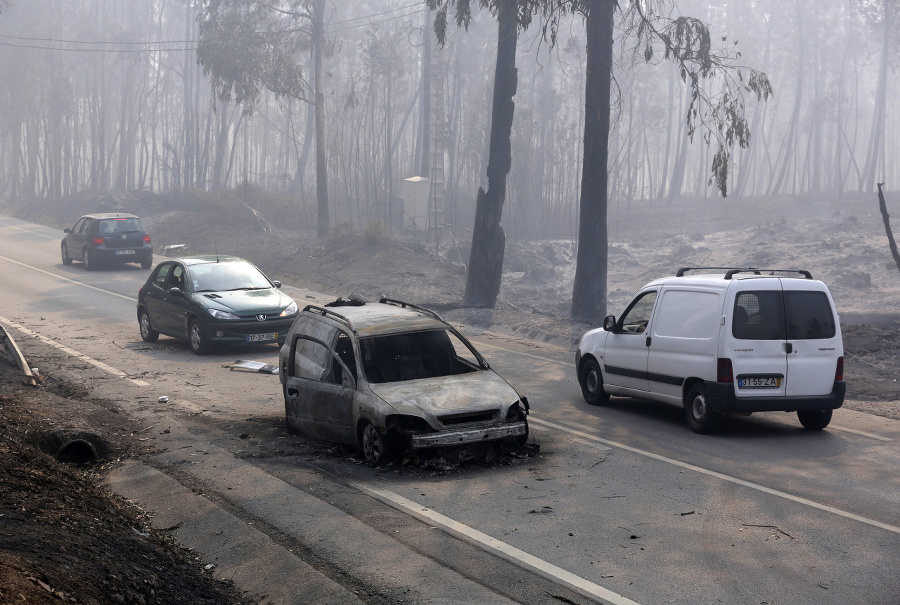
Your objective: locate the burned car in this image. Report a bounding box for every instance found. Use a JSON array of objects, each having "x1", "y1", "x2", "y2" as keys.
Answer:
[{"x1": 278, "y1": 298, "x2": 529, "y2": 463}]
